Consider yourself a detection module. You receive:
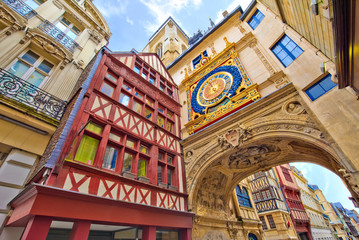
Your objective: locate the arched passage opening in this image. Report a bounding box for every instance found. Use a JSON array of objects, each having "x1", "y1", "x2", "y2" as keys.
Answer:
[{"x1": 181, "y1": 84, "x2": 358, "y2": 240}]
